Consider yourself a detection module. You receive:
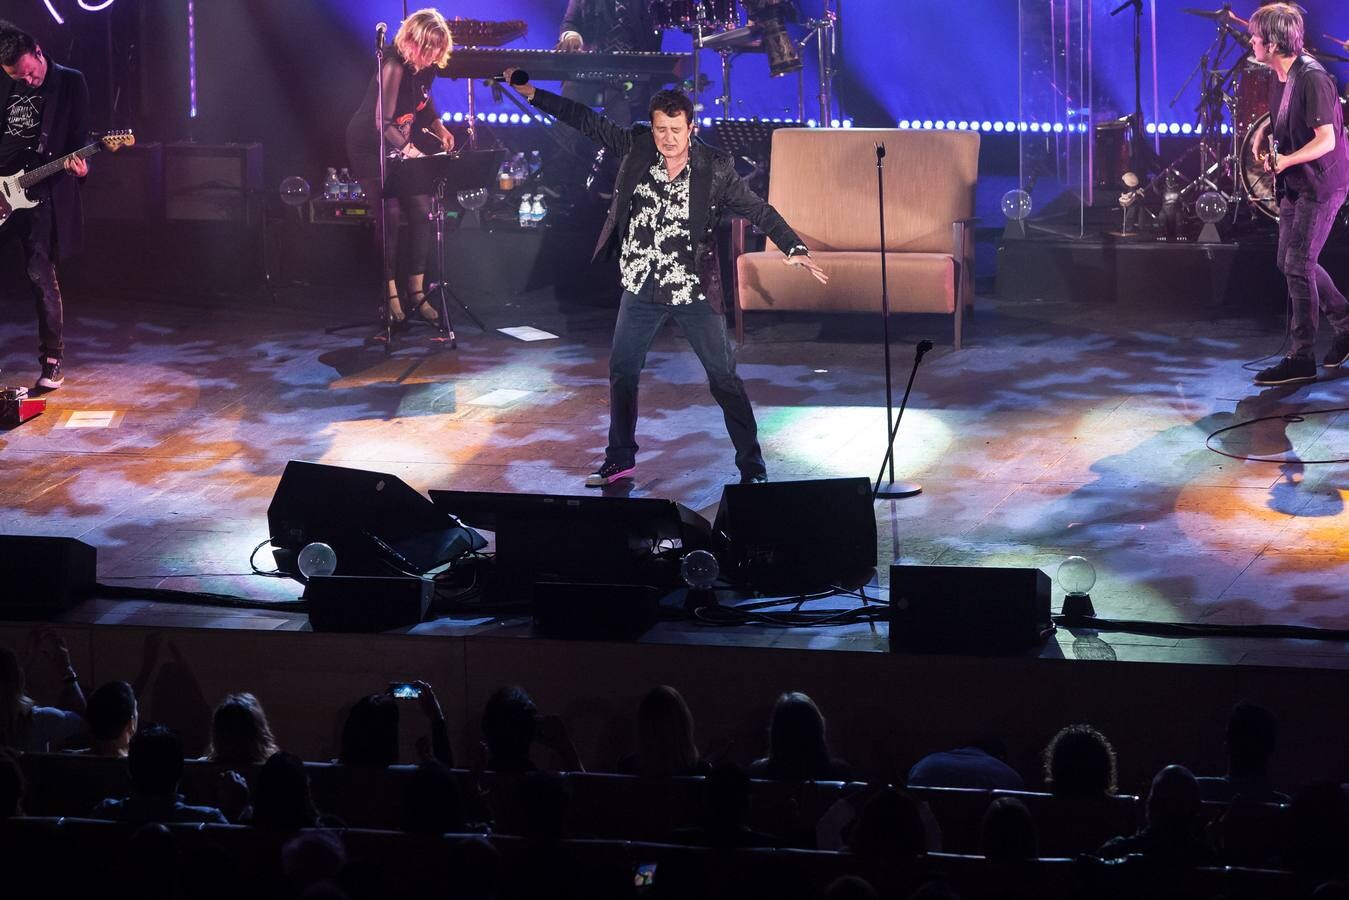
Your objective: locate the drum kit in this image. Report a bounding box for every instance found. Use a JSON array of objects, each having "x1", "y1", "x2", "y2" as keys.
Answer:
[
  {"x1": 648, "y1": 0, "x2": 839, "y2": 124},
  {"x1": 1135, "y1": 5, "x2": 1349, "y2": 228}
]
